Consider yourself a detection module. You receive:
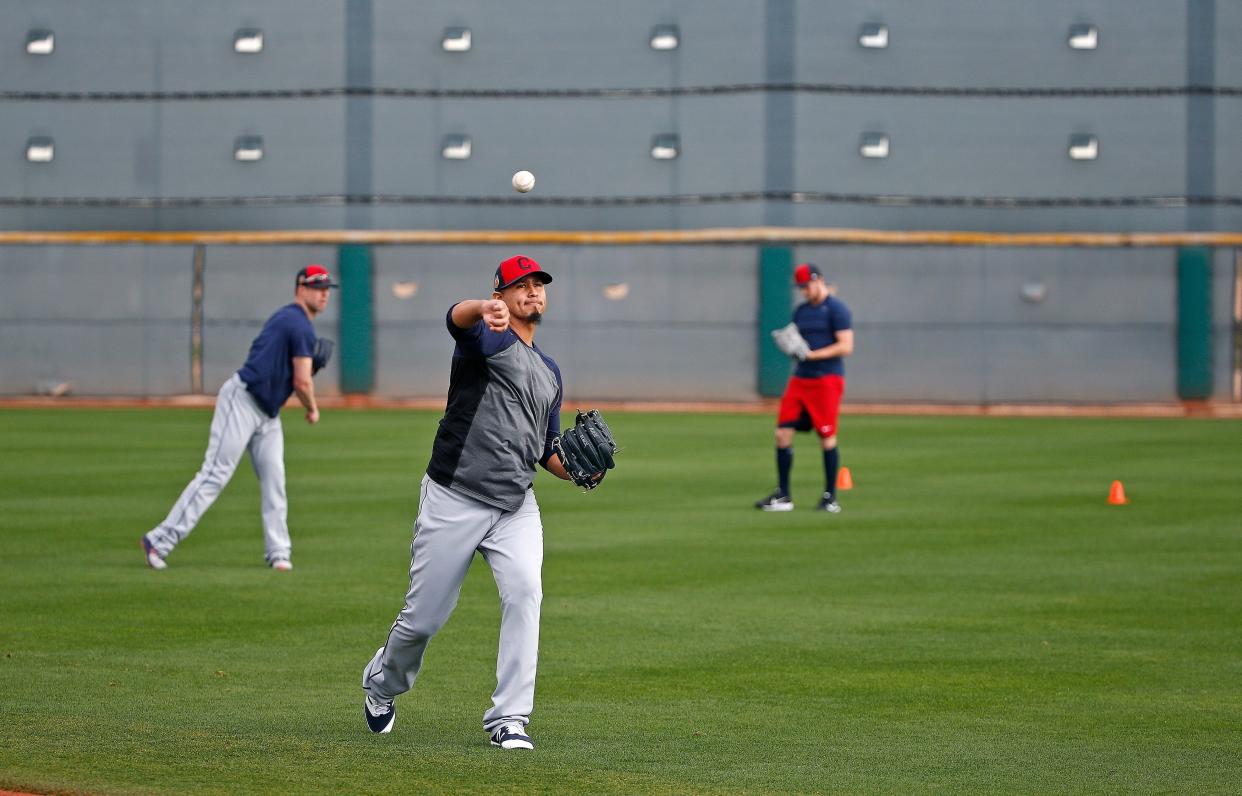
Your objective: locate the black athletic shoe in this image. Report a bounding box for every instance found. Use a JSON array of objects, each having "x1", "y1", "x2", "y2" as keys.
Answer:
[
  {"x1": 754, "y1": 490, "x2": 794, "y2": 512},
  {"x1": 490, "y1": 722, "x2": 534, "y2": 750},
  {"x1": 816, "y1": 492, "x2": 842, "y2": 513},
  {"x1": 364, "y1": 693, "x2": 395, "y2": 733}
]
